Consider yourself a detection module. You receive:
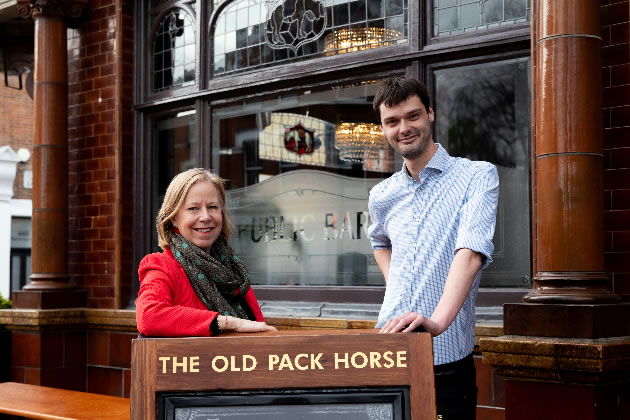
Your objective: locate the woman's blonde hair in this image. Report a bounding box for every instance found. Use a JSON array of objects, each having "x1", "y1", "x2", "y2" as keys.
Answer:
[{"x1": 156, "y1": 168, "x2": 232, "y2": 250}]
